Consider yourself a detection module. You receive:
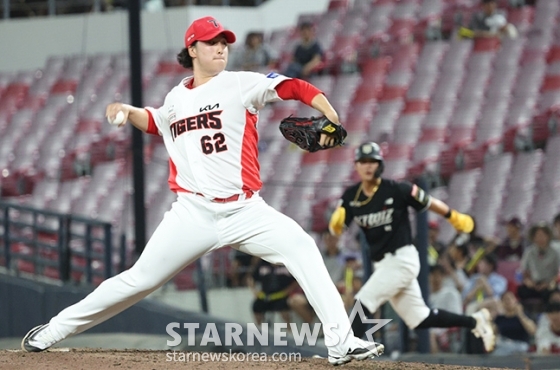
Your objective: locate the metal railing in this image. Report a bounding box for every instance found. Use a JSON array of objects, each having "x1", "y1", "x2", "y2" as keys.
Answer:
[
  {"x1": 0, "y1": 200, "x2": 216, "y2": 313},
  {"x1": 0, "y1": 201, "x2": 125, "y2": 285}
]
